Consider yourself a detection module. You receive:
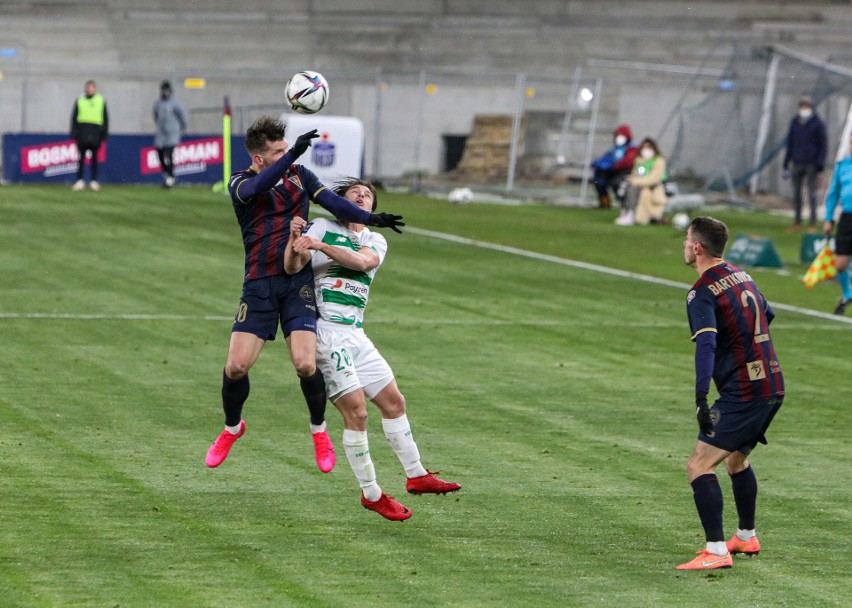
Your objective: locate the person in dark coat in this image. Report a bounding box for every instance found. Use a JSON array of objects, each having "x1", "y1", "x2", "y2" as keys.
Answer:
[{"x1": 783, "y1": 95, "x2": 827, "y2": 232}]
